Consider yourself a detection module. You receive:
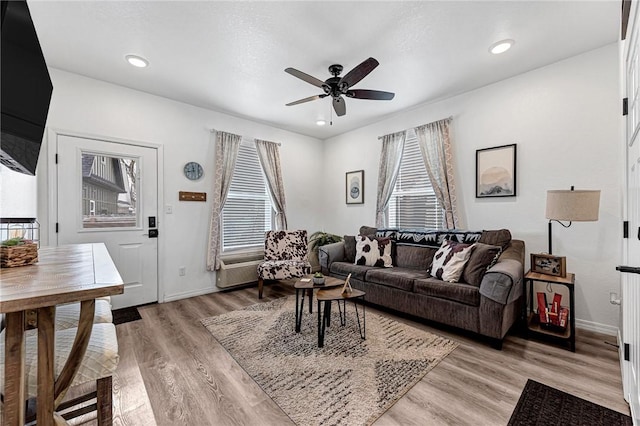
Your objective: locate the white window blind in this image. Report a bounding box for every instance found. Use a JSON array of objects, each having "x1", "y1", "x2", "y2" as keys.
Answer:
[
  {"x1": 222, "y1": 141, "x2": 272, "y2": 251},
  {"x1": 388, "y1": 130, "x2": 444, "y2": 229}
]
